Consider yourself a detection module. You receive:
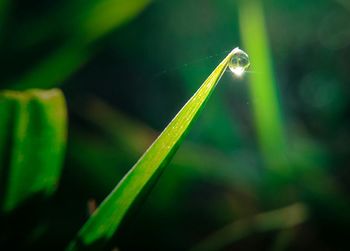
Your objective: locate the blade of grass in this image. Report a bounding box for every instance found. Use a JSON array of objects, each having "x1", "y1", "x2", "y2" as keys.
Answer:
[
  {"x1": 0, "y1": 89, "x2": 67, "y2": 212},
  {"x1": 67, "y1": 48, "x2": 237, "y2": 251}
]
